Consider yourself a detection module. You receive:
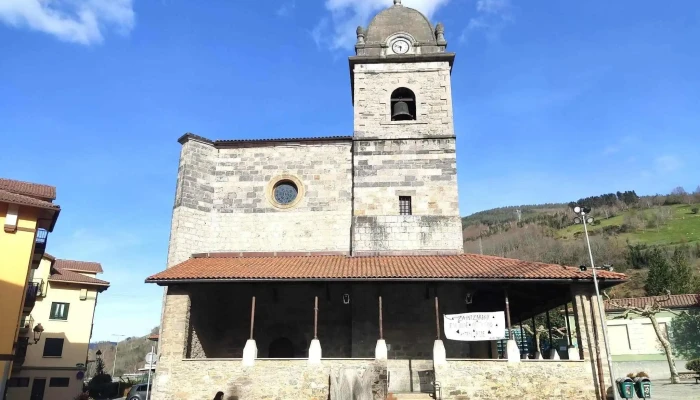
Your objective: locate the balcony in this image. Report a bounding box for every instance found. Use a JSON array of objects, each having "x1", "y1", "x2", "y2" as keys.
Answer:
[
  {"x1": 19, "y1": 315, "x2": 34, "y2": 336},
  {"x1": 32, "y1": 278, "x2": 46, "y2": 297},
  {"x1": 31, "y1": 228, "x2": 49, "y2": 269},
  {"x1": 23, "y1": 282, "x2": 40, "y2": 312},
  {"x1": 13, "y1": 337, "x2": 29, "y2": 368}
]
